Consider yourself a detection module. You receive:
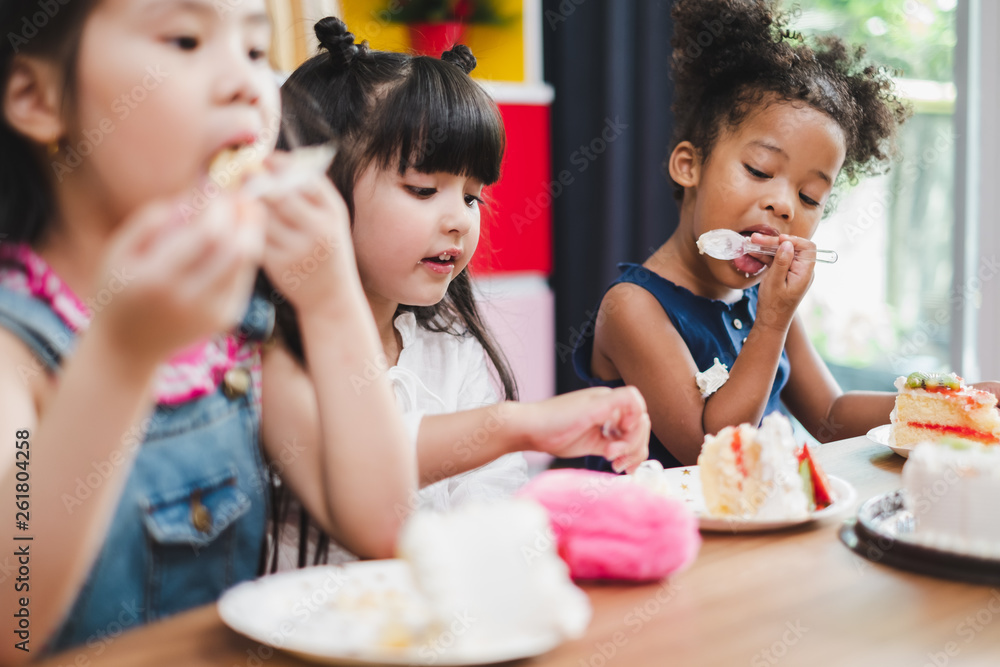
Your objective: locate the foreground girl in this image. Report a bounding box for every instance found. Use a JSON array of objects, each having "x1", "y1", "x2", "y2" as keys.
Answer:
[{"x1": 0, "y1": 0, "x2": 416, "y2": 657}]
